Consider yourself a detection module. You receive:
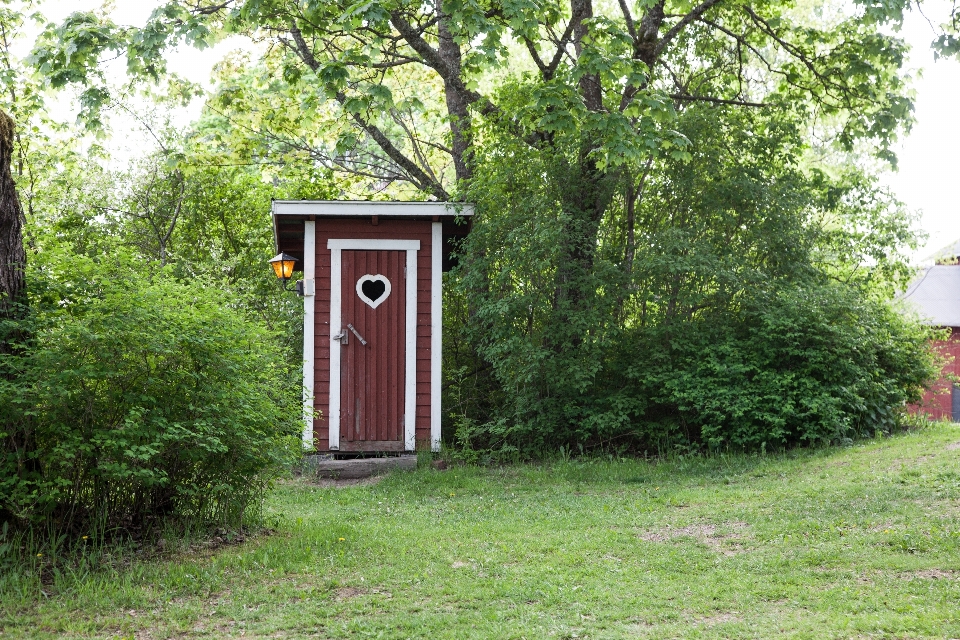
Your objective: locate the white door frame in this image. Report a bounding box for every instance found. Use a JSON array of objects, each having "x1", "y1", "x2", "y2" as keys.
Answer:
[
  {"x1": 430, "y1": 223, "x2": 442, "y2": 452},
  {"x1": 301, "y1": 222, "x2": 317, "y2": 450},
  {"x1": 327, "y1": 239, "x2": 420, "y2": 451}
]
